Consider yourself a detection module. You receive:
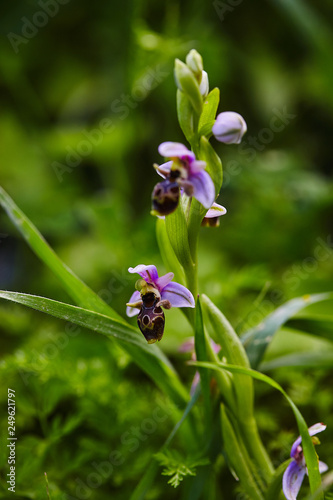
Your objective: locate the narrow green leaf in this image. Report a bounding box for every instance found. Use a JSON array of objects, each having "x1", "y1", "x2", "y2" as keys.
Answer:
[
  {"x1": 0, "y1": 291, "x2": 189, "y2": 408},
  {"x1": 156, "y1": 217, "x2": 186, "y2": 286},
  {"x1": 165, "y1": 201, "x2": 193, "y2": 270},
  {"x1": 242, "y1": 293, "x2": 333, "y2": 369},
  {"x1": 175, "y1": 60, "x2": 203, "y2": 116},
  {"x1": 259, "y1": 350, "x2": 333, "y2": 371},
  {"x1": 192, "y1": 361, "x2": 324, "y2": 499},
  {"x1": 198, "y1": 88, "x2": 220, "y2": 137},
  {"x1": 221, "y1": 405, "x2": 265, "y2": 500},
  {"x1": 199, "y1": 136, "x2": 223, "y2": 196},
  {"x1": 305, "y1": 471, "x2": 333, "y2": 499},
  {"x1": 287, "y1": 315, "x2": 333, "y2": 341},
  {"x1": 195, "y1": 297, "x2": 211, "y2": 425},
  {"x1": 265, "y1": 460, "x2": 291, "y2": 500},
  {"x1": 0, "y1": 186, "x2": 122, "y2": 321},
  {"x1": 201, "y1": 294, "x2": 253, "y2": 417},
  {"x1": 187, "y1": 137, "x2": 223, "y2": 263},
  {"x1": 177, "y1": 89, "x2": 195, "y2": 144}
]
